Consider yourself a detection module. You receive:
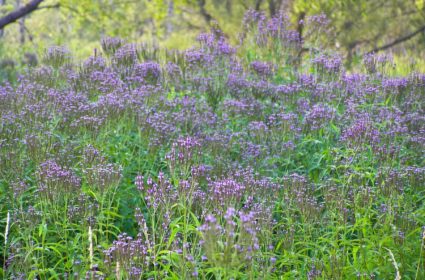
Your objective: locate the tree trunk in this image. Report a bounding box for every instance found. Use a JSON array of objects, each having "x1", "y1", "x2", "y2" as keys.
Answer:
[
  {"x1": 225, "y1": 0, "x2": 232, "y2": 15},
  {"x1": 166, "y1": 0, "x2": 174, "y2": 37},
  {"x1": 268, "y1": 0, "x2": 277, "y2": 16},
  {"x1": 255, "y1": 0, "x2": 263, "y2": 11},
  {"x1": 17, "y1": 0, "x2": 25, "y2": 44},
  {"x1": 295, "y1": 11, "x2": 305, "y2": 69}
]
